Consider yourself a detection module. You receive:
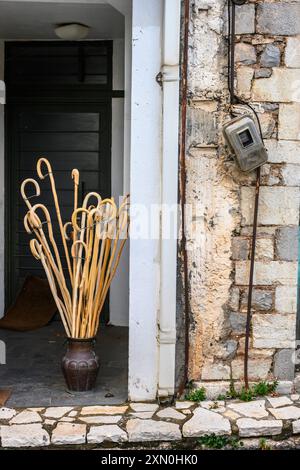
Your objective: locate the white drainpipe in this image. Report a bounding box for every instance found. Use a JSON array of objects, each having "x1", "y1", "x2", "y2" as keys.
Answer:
[{"x1": 158, "y1": 0, "x2": 181, "y2": 398}]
